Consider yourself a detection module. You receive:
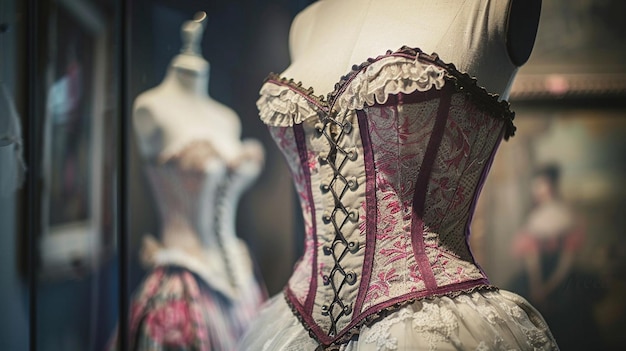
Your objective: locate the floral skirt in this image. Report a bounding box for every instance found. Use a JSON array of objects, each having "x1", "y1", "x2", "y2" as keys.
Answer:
[
  {"x1": 238, "y1": 289, "x2": 559, "y2": 351},
  {"x1": 123, "y1": 265, "x2": 263, "y2": 351}
]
